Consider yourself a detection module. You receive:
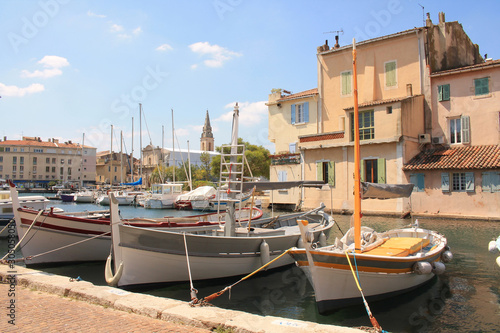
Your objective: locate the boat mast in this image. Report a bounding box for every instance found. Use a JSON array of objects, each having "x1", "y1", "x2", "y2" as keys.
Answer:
[
  {"x1": 131, "y1": 116, "x2": 134, "y2": 183},
  {"x1": 352, "y1": 39, "x2": 362, "y2": 253},
  {"x1": 187, "y1": 140, "x2": 192, "y2": 191},
  {"x1": 110, "y1": 125, "x2": 113, "y2": 187},
  {"x1": 139, "y1": 104, "x2": 143, "y2": 184},
  {"x1": 80, "y1": 133, "x2": 84, "y2": 189},
  {"x1": 120, "y1": 130, "x2": 123, "y2": 184},
  {"x1": 172, "y1": 109, "x2": 175, "y2": 184}
]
